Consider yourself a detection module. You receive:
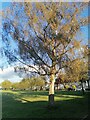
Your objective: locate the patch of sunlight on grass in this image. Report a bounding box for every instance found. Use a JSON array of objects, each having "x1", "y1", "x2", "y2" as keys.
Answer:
[
  {"x1": 21, "y1": 100, "x2": 27, "y2": 103},
  {"x1": 20, "y1": 95, "x2": 48, "y2": 102},
  {"x1": 55, "y1": 95, "x2": 84, "y2": 101},
  {"x1": 55, "y1": 96, "x2": 73, "y2": 101},
  {"x1": 62, "y1": 95, "x2": 84, "y2": 98},
  {"x1": 15, "y1": 98, "x2": 28, "y2": 103},
  {"x1": 2, "y1": 90, "x2": 19, "y2": 94}
]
